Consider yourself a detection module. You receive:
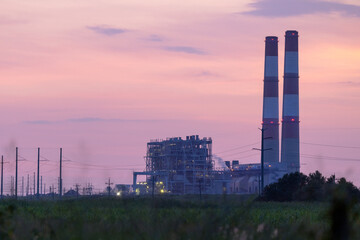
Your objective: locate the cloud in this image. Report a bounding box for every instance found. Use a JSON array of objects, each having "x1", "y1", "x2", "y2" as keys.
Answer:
[
  {"x1": 87, "y1": 25, "x2": 127, "y2": 36},
  {"x1": 146, "y1": 34, "x2": 163, "y2": 42},
  {"x1": 23, "y1": 118, "x2": 162, "y2": 125},
  {"x1": 335, "y1": 80, "x2": 360, "y2": 86},
  {"x1": 163, "y1": 46, "x2": 207, "y2": 55},
  {"x1": 67, "y1": 117, "x2": 105, "y2": 123},
  {"x1": 24, "y1": 120, "x2": 54, "y2": 125},
  {"x1": 242, "y1": 0, "x2": 360, "y2": 18},
  {"x1": 194, "y1": 71, "x2": 220, "y2": 78}
]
